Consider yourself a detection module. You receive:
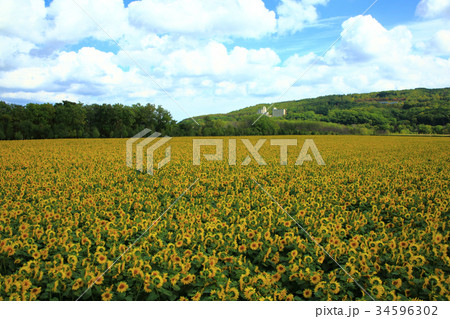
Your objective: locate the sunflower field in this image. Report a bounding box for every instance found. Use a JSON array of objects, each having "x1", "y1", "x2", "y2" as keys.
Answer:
[{"x1": 0, "y1": 136, "x2": 449, "y2": 301}]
